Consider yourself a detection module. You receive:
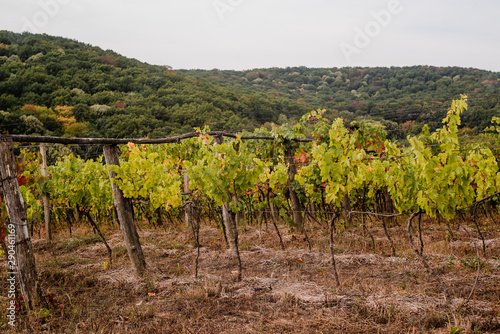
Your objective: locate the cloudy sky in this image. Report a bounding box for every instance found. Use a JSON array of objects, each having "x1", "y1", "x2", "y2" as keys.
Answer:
[{"x1": 1, "y1": 0, "x2": 499, "y2": 71}]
